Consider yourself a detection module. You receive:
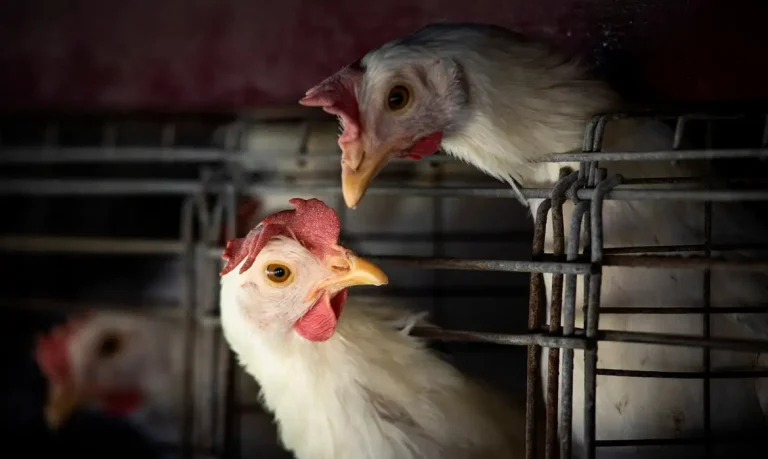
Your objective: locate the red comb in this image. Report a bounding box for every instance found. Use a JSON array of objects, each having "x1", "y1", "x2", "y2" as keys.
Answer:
[
  {"x1": 35, "y1": 313, "x2": 91, "y2": 384},
  {"x1": 220, "y1": 198, "x2": 341, "y2": 276},
  {"x1": 300, "y1": 65, "x2": 364, "y2": 145}
]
